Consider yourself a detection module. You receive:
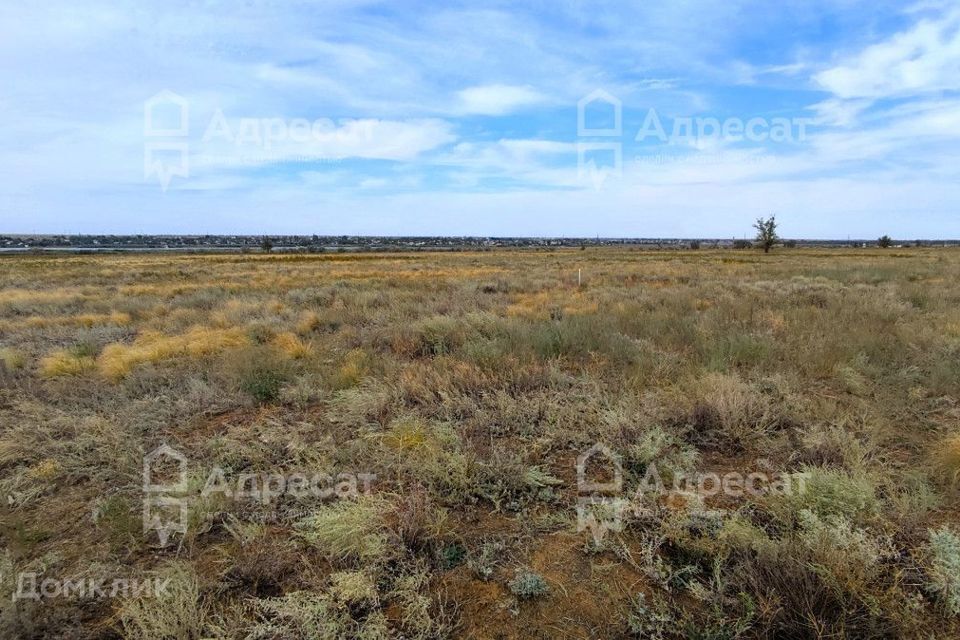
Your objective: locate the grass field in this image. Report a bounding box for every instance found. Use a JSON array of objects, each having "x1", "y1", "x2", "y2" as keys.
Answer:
[{"x1": 2, "y1": 247, "x2": 959, "y2": 638}]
